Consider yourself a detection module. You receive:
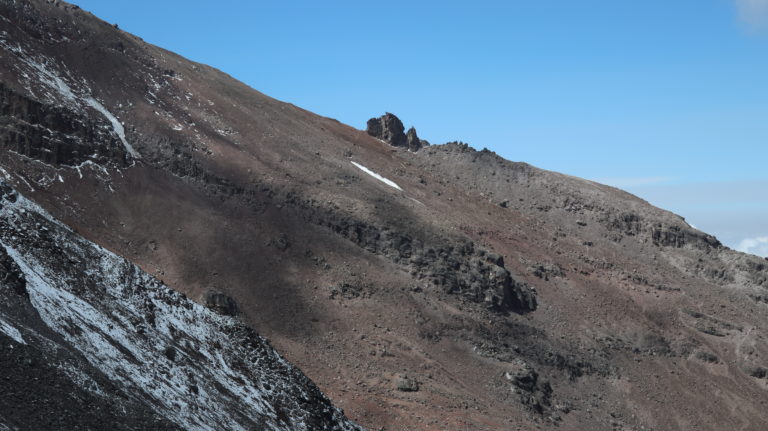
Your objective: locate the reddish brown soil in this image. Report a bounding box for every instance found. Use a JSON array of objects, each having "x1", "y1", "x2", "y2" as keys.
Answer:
[{"x1": 2, "y1": 2, "x2": 768, "y2": 430}]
